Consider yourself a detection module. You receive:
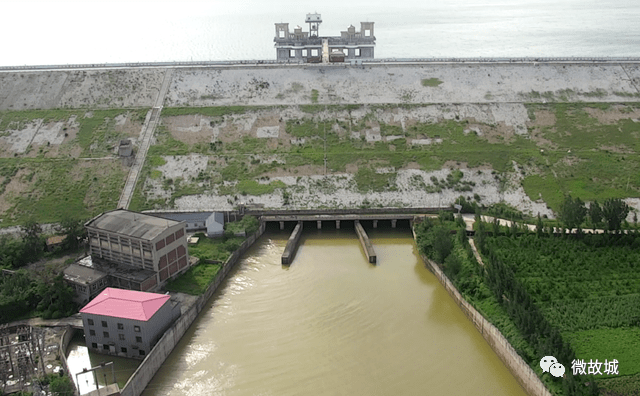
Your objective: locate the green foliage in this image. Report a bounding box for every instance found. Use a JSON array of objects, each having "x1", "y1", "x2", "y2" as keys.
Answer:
[
  {"x1": 187, "y1": 232, "x2": 246, "y2": 263},
  {"x1": 20, "y1": 220, "x2": 44, "y2": 262},
  {"x1": 59, "y1": 216, "x2": 87, "y2": 251},
  {"x1": 354, "y1": 167, "x2": 396, "y2": 193},
  {"x1": 602, "y1": 198, "x2": 630, "y2": 231},
  {"x1": 588, "y1": 200, "x2": 604, "y2": 229},
  {"x1": 225, "y1": 216, "x2": 259, "y2": 235},
  {"x1": 415, "y1": 219, "x2": 453, "y2": 263},
  {"x1": 421, "y1": 78, "x2": 443, "y2": 87},
  {"x1": 161, "y1": 106, "x2": 246, "y2": 118},
  {"x1": 558, "y1": 195, "x2": 587, "y2": 231},
  {"x1": 164, "y1": 263, "x2": 221, "y2": 295},
  {"x1": 311, "y1": 89, "x2": 319, "y2": 103},
  {"x1": 48, "y1": 373, "x2": 75, "y2": 396}
]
